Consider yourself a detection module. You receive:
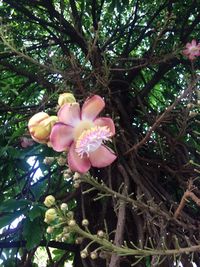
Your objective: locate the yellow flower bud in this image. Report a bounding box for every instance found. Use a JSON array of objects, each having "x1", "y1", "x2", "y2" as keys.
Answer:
[
  {"x1": 60, "y1": 203, "x2": 68, "y2": 211},
  {"x1": 44, "y1": 195, "x2": 56, "y2": 208},
  {"x1": 44, "y1": 208, "x2": 57, "y2": 223},
  {"x1": 28, "y1": 112, "x2": 58, "y2": 143},
  {"x1": 68, "y1": 219, "x2": 76, "y2": 226},
  {"x1": 58, "y1": 93, "x2": 76, "y2": 106},
  {"x1": 46, "y1": 226, "x2": 54, "y2": 234}
]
